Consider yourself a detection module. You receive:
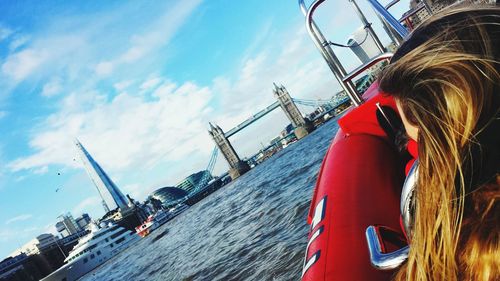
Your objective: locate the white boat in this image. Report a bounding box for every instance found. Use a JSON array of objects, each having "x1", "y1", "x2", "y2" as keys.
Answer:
[
  {"x1": 135, "y1": 215, "x2": 156, "y2": 237},
  {"x1": 135, "y1": 204, "x2": 189, "y2": 237},
  {"x1": 40, "y1": 223, "x2": 139, "y2": 281},
  {"x1": 168, "y1": 203, "x2": 189, "y2": 217}
]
